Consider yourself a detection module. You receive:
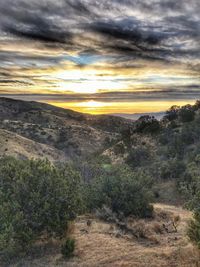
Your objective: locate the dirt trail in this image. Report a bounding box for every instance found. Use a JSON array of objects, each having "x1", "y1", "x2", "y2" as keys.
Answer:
[{"x1": 9, "y1": 204, "x2": 200, "y2": 267}]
